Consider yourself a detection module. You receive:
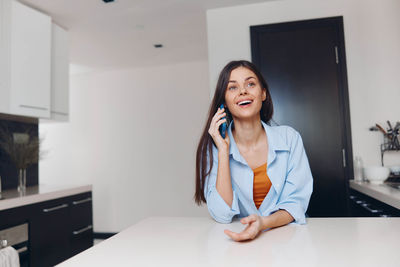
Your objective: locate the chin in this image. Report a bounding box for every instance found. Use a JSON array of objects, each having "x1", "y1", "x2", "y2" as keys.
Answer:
[
  {"x1": 233, "y1": 107, "x2": 259, "y2": 117},
  {"x1": 232, "y1": 113, "x2": 261, "y2": 122}
]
